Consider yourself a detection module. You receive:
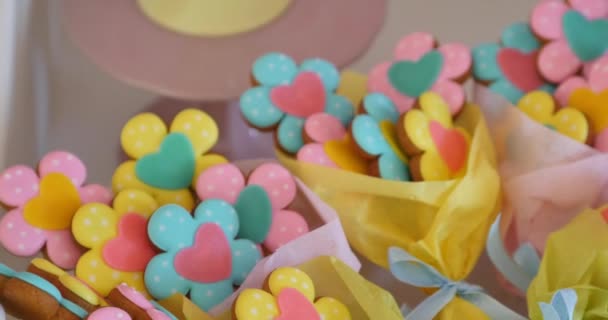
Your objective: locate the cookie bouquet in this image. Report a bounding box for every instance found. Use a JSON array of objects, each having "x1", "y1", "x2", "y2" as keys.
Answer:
[
  {"x1": 470, "y1": 1, "x2": 608, "y2": 296},
  {"x1": 0, "y1": 105, "x2": 406, "y2": 319}
]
